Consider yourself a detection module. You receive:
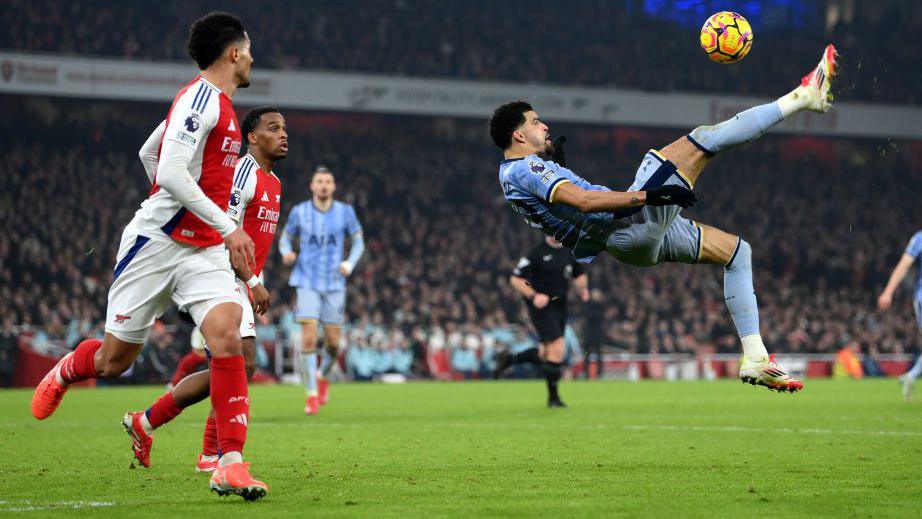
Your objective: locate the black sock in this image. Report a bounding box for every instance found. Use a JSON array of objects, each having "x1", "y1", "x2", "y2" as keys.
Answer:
[
  {"x1": 513, "y1": 347, "x2": 541, "y2": 365},
  {"x1": 545, "y1": 361, "x2": 562, "y2": 400}
]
